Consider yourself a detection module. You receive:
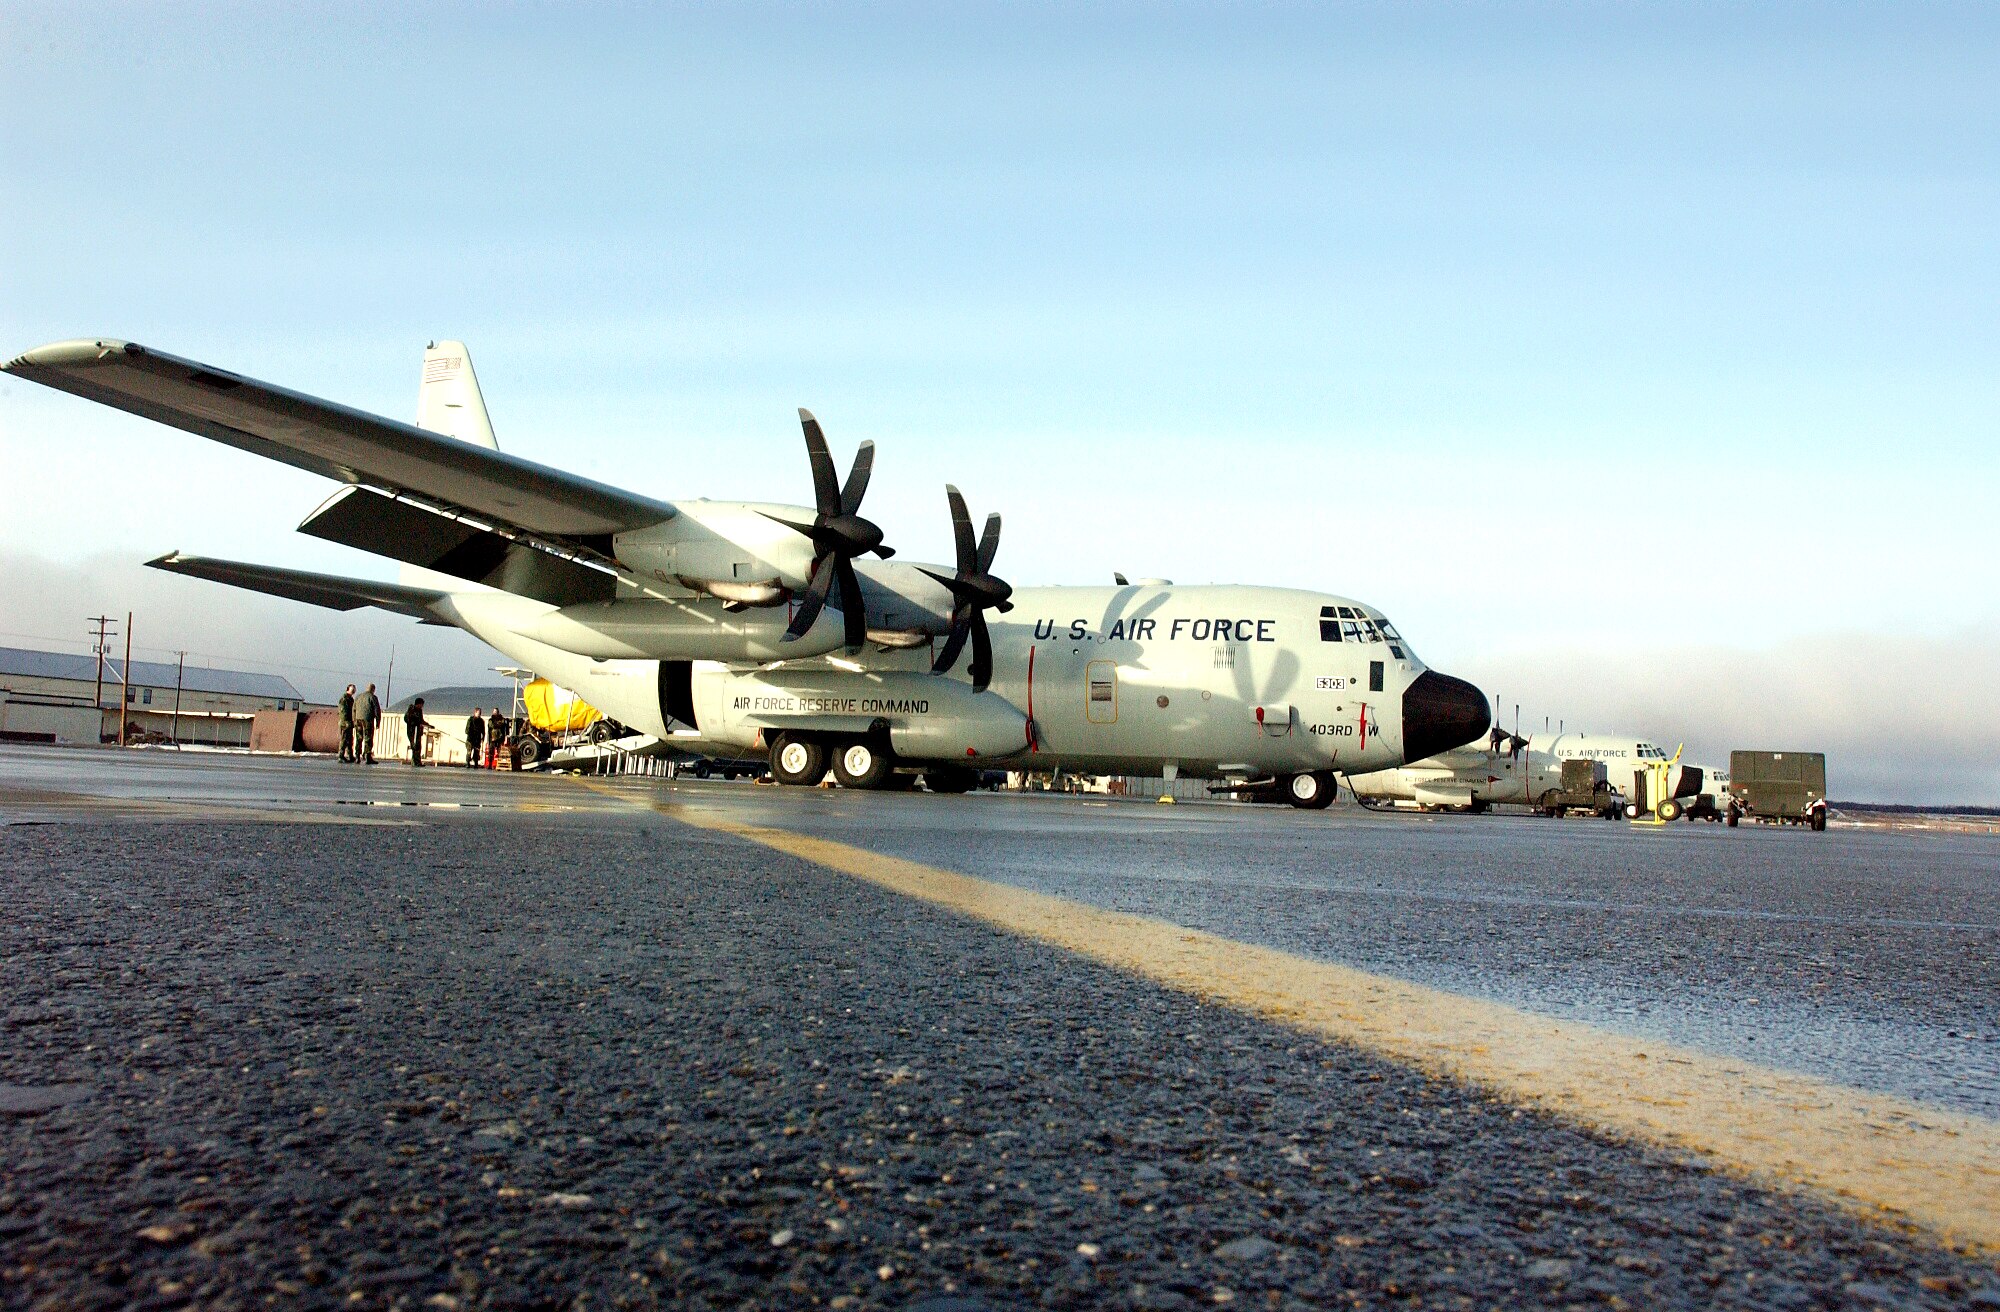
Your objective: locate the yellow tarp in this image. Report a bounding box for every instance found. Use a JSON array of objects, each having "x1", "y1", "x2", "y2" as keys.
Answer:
[{"x1": 523, "y1": 678, "x2": 604, "y2": 733}]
